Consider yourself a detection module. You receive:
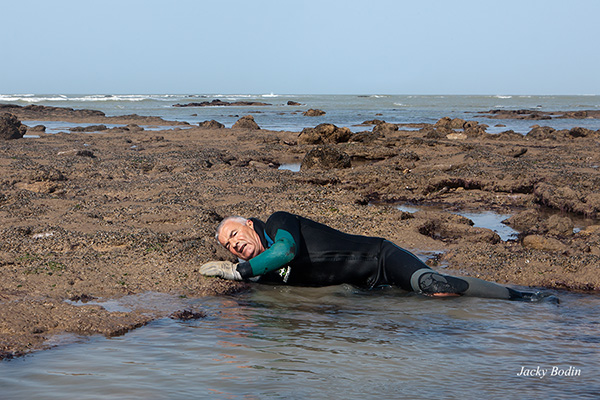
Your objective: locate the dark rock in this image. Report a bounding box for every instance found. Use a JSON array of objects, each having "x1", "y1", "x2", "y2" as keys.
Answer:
[
  {"x1": 287, "y1": 101, "x2": 302, "y2": 106},
  {"x1": 568, "y1": 127, "x2": 594, "y2": 138},
  {"x1": 173, "y1": 99, "x2": 271, "y2": 107},
  {"x1": 169, "y1": 309, "x2": 207, "y2": 320},
  {"x1": 303, "y1": 109, "x2": 326, "y2": 117},
  {"x1": 232, "y1": 115, "x2": 260, "y2": 130},
  {"x1": 301, "y1": 146, "x2": 351, "y2": 170},
  {"x1": 76, "y1": 150, "x2": 96, "y2": 158},
  {"x1": 362, "y1": 119, "x2": 385, "y2": 125},
  {"x1": 298, "y1": 123, "x2": 352, "y2": 144},
  {"x1": 0, "y1": 113, "x2": 27, "y2": 140},
  {"x1": 199, "y1": 120, "x2": 225, "y2": 129}
]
